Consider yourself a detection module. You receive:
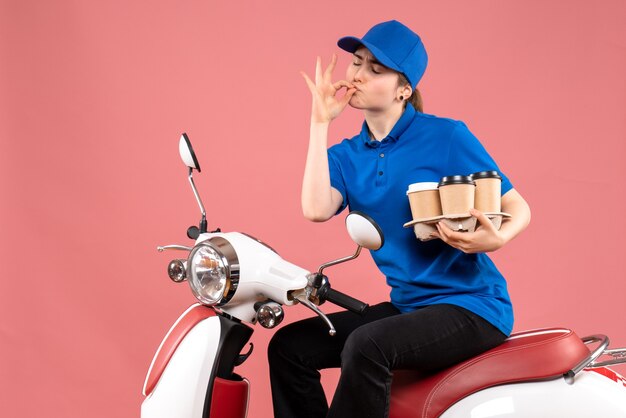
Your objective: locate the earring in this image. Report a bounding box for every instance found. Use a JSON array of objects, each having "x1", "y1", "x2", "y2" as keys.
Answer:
[{"x1": 399, "y1": 95, "x2": 404, "y2": 101}]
